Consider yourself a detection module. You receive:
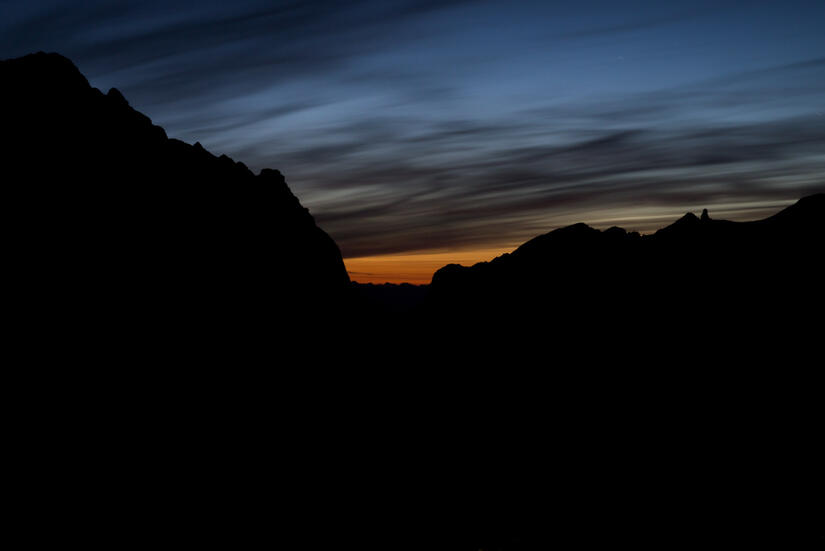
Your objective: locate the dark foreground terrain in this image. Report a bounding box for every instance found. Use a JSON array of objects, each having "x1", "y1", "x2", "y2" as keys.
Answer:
[{"x1": 3, "y1": 52, "x2": 822, "y2": 550}]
